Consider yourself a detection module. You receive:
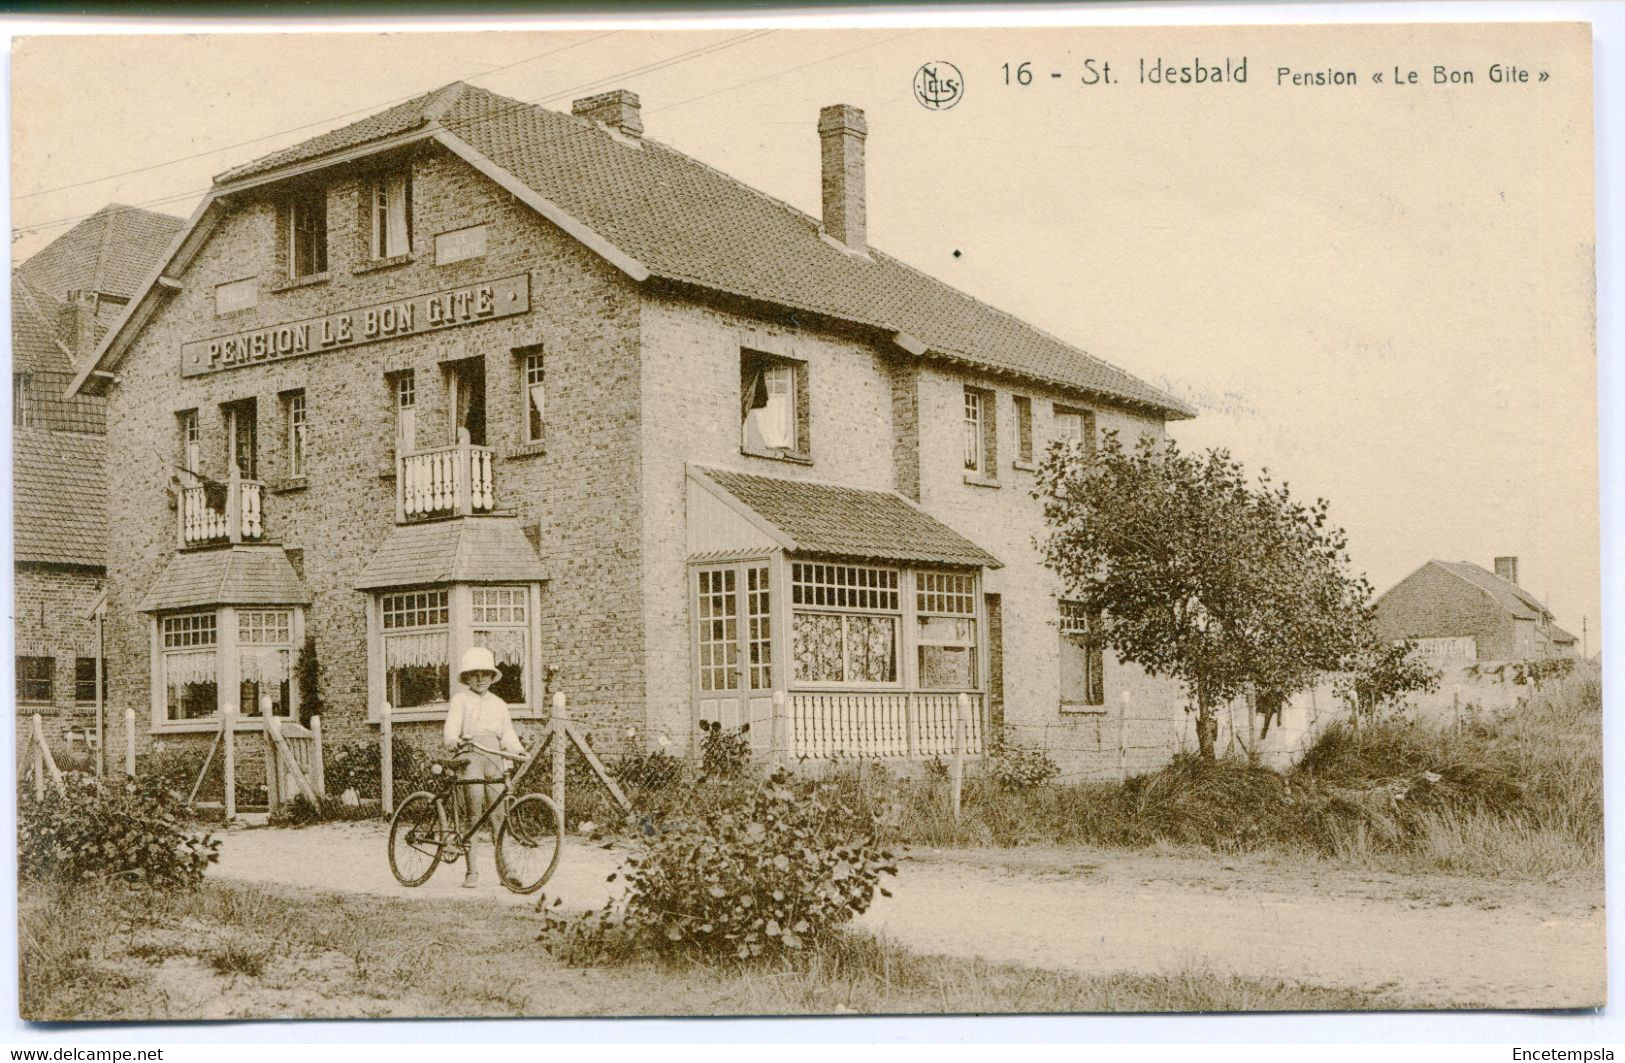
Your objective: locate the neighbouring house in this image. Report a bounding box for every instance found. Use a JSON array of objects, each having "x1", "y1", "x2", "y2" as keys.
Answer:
[
  {"x1": 12, "y1": 205, "x2": 185, "y2": 760},
  {"x1": 69, "y1": 83, "x2": 1203, "y2": 778},
  {"x1": 1374, "y1": 556, "x2": 1580, "y2": 662}
]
